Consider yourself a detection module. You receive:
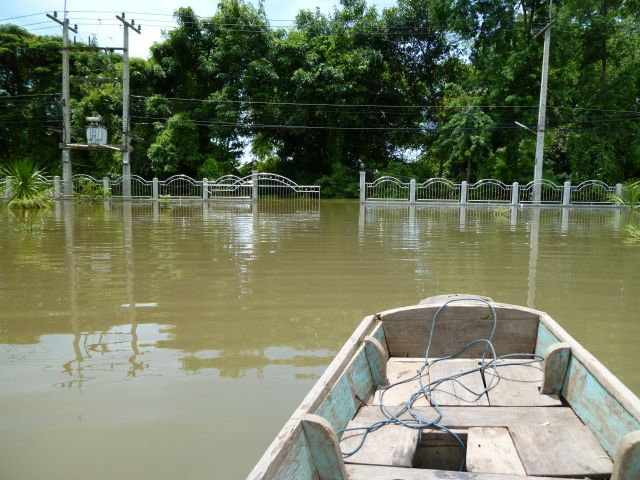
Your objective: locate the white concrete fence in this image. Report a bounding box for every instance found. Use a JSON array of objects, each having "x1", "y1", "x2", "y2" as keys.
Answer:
[
  {"x1": 0, "y1": 171, "x2": 320, "y2": 202},
  {"x1": 359, "y1": 170, "x2": 637, "y2": 207}
]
